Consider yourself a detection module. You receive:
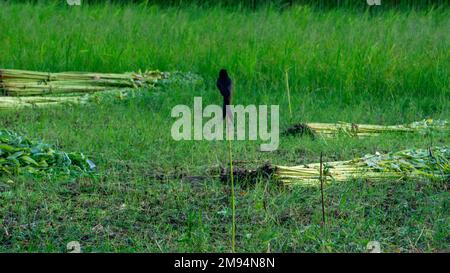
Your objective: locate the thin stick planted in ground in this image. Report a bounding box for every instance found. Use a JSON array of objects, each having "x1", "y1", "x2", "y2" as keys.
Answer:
[
  {"x1": 319, "y1": 152, "x2": 326, "y2": 227},
  {"x1": 227, "y1": 120, "x2": 236, "y2": 253},
  {"x1": 284, "y1": 69, "x2": 292, "y2": 119}
]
